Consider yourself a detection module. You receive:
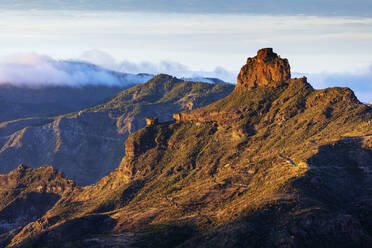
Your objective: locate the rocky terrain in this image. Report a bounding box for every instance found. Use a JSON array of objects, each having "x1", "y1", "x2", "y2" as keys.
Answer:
[
  {"x1": 0, "y1": 48, "x2": 371, "y2": 247},
  {"x1": 0, "y1": 77, "x2": 234, "y2": 185},
  {"x1": 0, "y1": 164, "x2": 78, "y2": 241}
]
